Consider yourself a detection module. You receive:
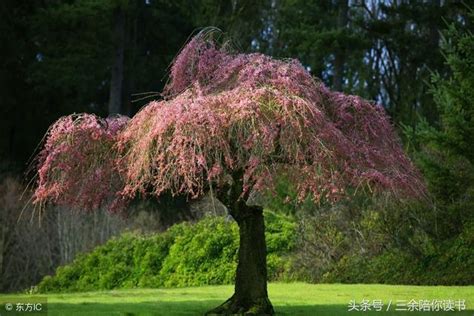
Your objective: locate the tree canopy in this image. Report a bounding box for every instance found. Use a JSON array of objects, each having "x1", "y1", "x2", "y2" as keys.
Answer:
[{"x1": 33, "y1": 33, "x2": 425, "y2": 213}]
